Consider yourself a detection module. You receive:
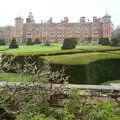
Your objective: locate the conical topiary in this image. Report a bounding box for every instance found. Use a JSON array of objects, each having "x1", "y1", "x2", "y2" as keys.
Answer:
[{"x1": 9, "y1": 38, "x2": 19, "y2": 49}]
